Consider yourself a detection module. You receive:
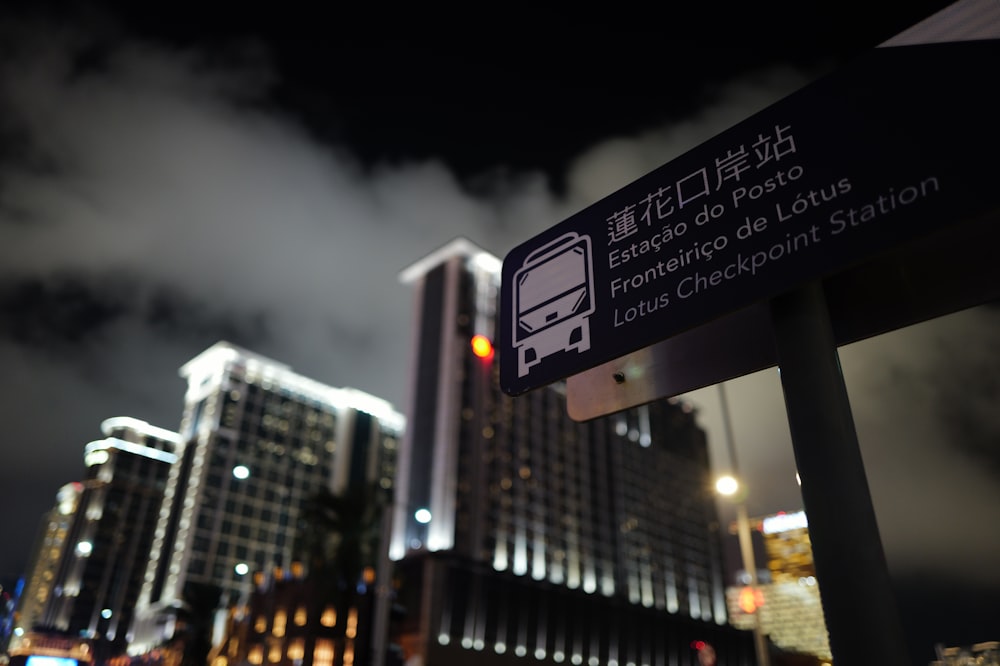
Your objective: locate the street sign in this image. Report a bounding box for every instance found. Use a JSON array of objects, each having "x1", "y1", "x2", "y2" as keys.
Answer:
[{"x1": 500, "y1": 38, "x2": 1000, "y2": 397}]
